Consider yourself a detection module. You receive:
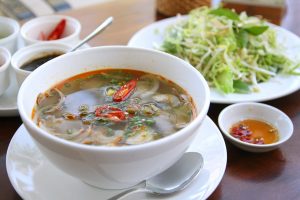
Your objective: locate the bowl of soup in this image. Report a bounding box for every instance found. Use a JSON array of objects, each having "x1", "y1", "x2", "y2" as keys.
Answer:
[{"x1": 17, "y1": 46, "x2": 210, "y2": 189}]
